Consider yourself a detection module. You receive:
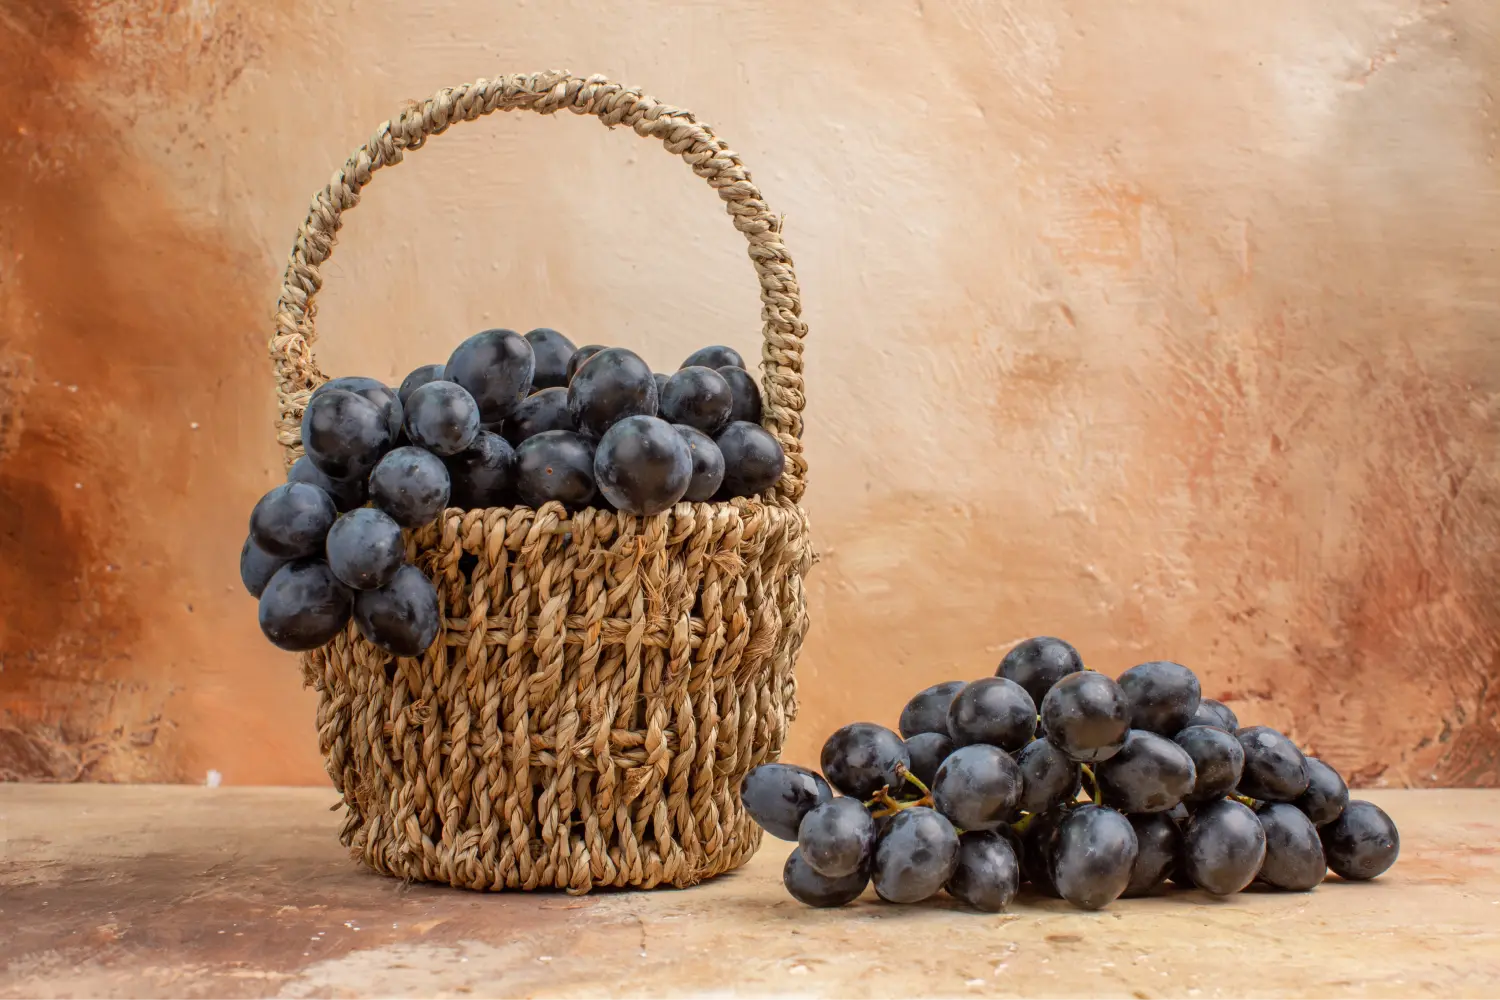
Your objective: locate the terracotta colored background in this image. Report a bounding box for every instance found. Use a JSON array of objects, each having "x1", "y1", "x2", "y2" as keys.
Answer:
[{"x1": 2, "y1": 0, "x2": 1496, "y2": 787}]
